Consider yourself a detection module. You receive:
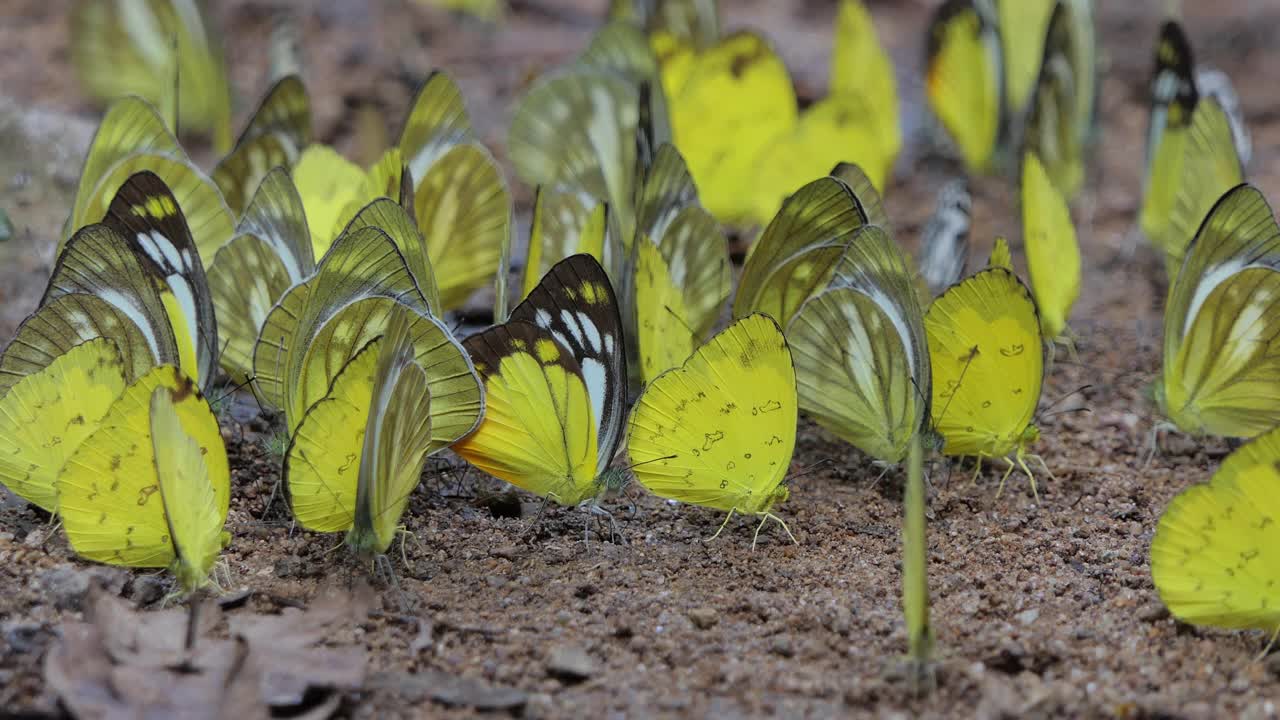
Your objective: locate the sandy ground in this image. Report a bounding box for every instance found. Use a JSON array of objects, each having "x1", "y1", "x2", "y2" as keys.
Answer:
[{"x1": 2, "y1": 1, "x2": 1280, "y2": 717}]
